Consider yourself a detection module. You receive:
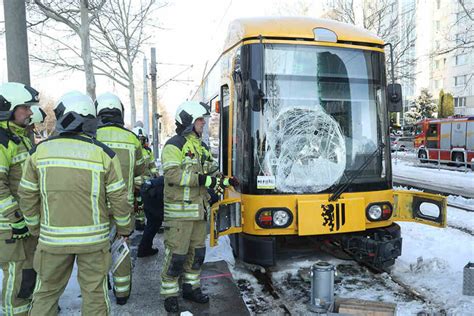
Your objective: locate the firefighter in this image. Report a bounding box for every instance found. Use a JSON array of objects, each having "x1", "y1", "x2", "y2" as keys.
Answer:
[
  {"x1": 18, "y1": 91, "x2": 132, "y2": 315},
  {"x1": 160, "y1": 101, "x2": 237, "y2": 313},
  {"x1": 95, "y1": 92, "x2": 146, "y2": 305},
  {"x1": 133, "y1": 126, "x2": 158, "y2": 177},
  {"x1": 0, "y1": 82, "x2": 39, "y2": 316},
  {"x1": 132, "y1": 126, "x2": 157, "y2": 233}
]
